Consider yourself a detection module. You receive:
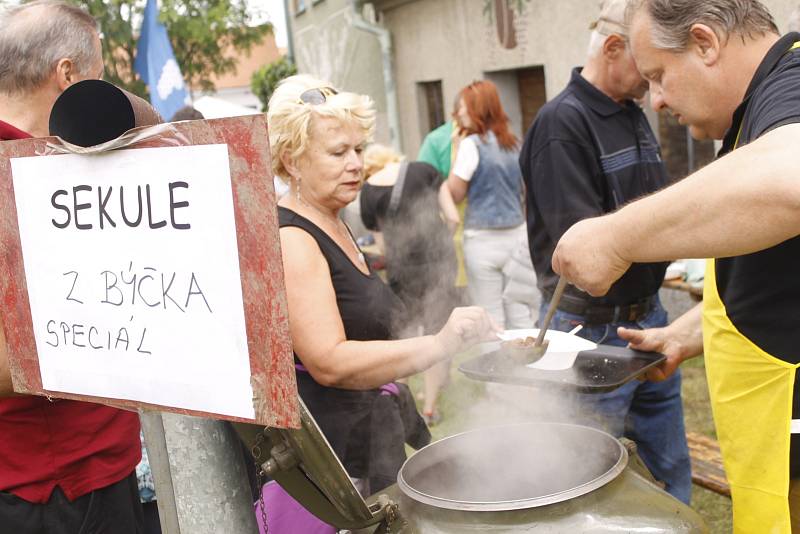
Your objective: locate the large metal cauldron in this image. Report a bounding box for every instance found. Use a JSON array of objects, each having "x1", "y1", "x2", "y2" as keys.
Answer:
[
  {"x1": 359, "y1": 422, "x2": 707, "y2": 533},
  {"x1": 236, "y1": 403, "x2": 707, "y2": 533}
]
